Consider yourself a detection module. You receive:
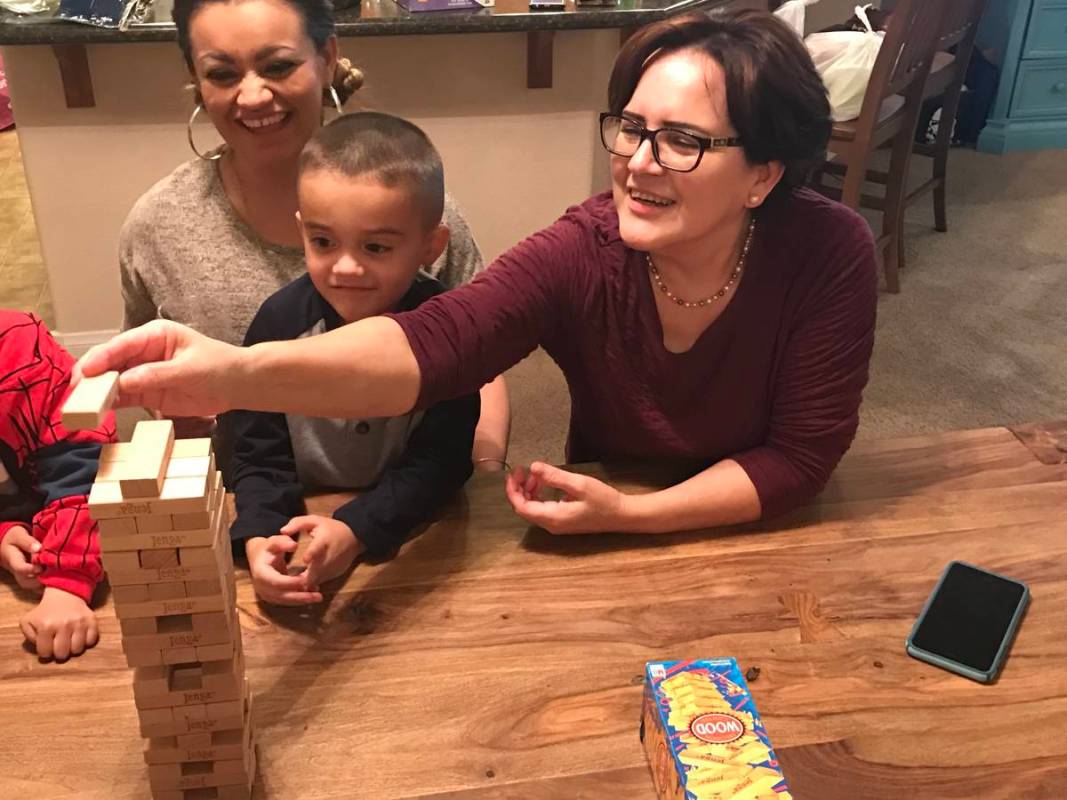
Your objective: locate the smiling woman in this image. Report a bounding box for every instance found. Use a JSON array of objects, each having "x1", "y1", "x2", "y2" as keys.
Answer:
[
  {"x1": 117, "y1": 0, "x2": 510, "y2": 467},
  {"x1": 84, "y1": 9, "x2": 878, "y2": 537}
]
